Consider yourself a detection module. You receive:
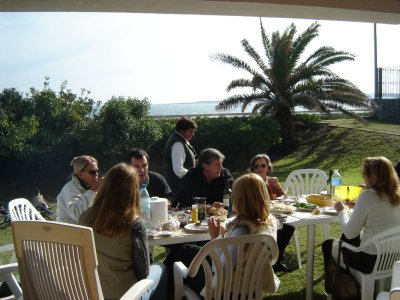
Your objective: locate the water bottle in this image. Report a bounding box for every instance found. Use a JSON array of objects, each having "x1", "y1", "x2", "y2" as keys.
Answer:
[
  {"x1": 331, "y1": 170, "x2": 342, "y2": 199},
  {"x1": 139, "y1": 184, "x2": 152, "y2": 229}
]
